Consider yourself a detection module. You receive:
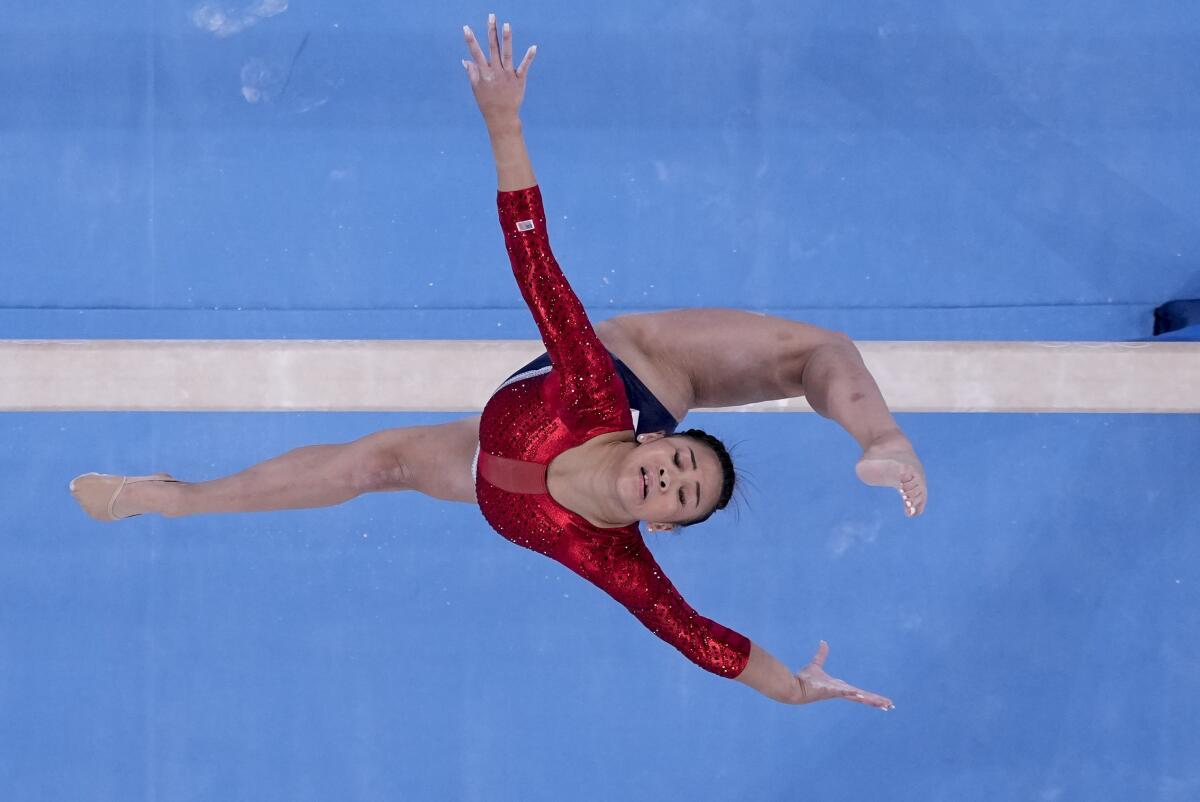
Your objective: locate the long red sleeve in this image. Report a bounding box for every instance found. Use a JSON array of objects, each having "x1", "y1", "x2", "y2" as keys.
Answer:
[
  {"x1": 477, "y1": 185, "x2": 751, "y2": 679},
  {"x1": 562, "y1": 529, "x2": 751, "y2": 678},
  {"x1": 497, "y1": 185, "x2": 627, "y2": 436}
]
